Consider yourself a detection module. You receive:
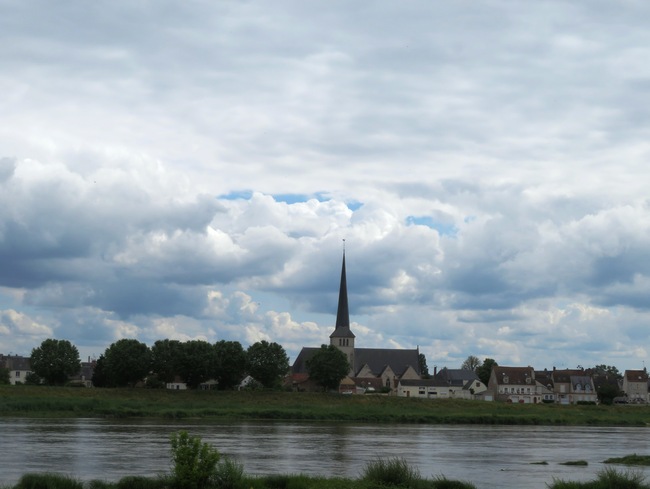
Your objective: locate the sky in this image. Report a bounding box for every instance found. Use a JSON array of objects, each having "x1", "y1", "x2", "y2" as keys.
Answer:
[{"x1": 2, "y1": 1, "x2": 650, "y2": 373}]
